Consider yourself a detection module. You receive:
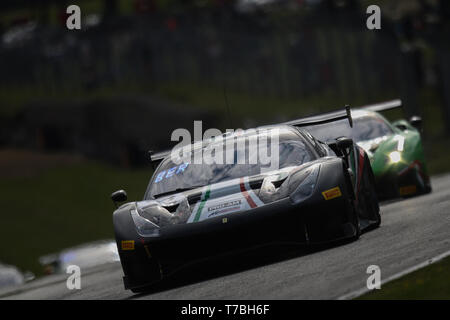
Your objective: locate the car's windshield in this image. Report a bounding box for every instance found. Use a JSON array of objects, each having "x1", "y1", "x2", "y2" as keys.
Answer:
[
  {"x1": 146, "y1": 128, "x2": 314, "y2": 198},
  {"x1": 305, "y1": 115, "x2": 393, "y2": 143}
]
